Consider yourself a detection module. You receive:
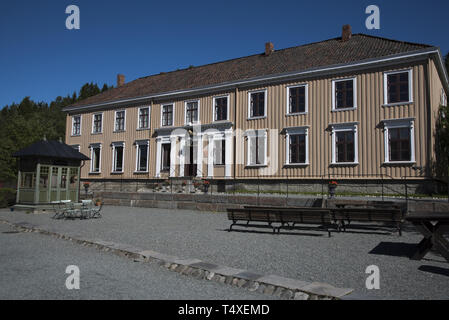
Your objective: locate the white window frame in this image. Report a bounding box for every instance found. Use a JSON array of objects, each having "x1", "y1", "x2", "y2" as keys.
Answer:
[
  {"x1": 114, "y1": 110, "x2": 126, "y2": 132},
  {"x1": 71, "y1": 144, "x2": 80, "y2": 152},
  {"x1": 161, "y1": 103, "x2": 175, "y2": 127},
  {"x1": 332, "y1": 77, "x2": 357, "y2": 111},
  {"x1": 441, "y1": 88, "x2": 447, "y2": 106},
  {"x1": 248, "y1": 89, "x2": 267, "y2": 120},
  {"x1": 382, "y1": 118, "x2": 415, "y2": 164},
  {"x1": 89, "y1": 143, "x2": 102, "y2": 173},
  {"x1": 245, "y1": 129, "x2": 268, "y2": 167},
  {"x1": 212, "y1": 133, "x2": 226, "y2": 166},
  {"x1": 383, "y1": 69, "x2": 413, "y2": 106},
  {"x1": 91, "y1": 112, "x2": 103, "y2": 134},
  {"x1": 71, "y1": 115, "x2": 82, "y2": 136},
  {"x1": 111, "y1": 142, "x2": 125, "y2": 173},
  {"x1": 135, "y1": 140, "x2": 149, "y2": 173},
  {"x1": 285, "y1": 126, "x2": 309, "y2": 166},
  {"x1": 286, "y1": 84, "x2": 308, "y2": 115},
  {"x1": 137, "y1": 106, "x2": 151, "y2": 130},
  {"x1": 330, "y1": 123, "x2": 358, "y2": 165},
  {"x1": 184, "y1": 100, "x2": 200, "y2": 125},
  {"x1": 213, "y1": 95, "x2": 230, "y2": 122}
]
